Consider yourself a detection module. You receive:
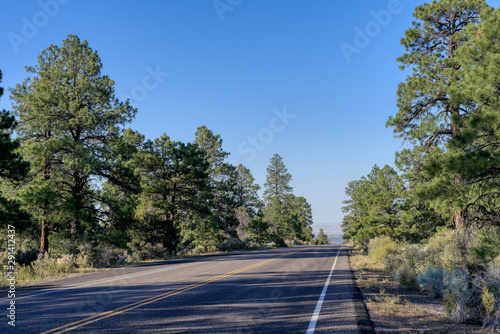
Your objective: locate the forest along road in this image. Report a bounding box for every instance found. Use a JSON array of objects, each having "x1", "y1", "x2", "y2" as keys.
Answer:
[{"x1": 1, "y1": 245, "x2": 372, "y2": 334}]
